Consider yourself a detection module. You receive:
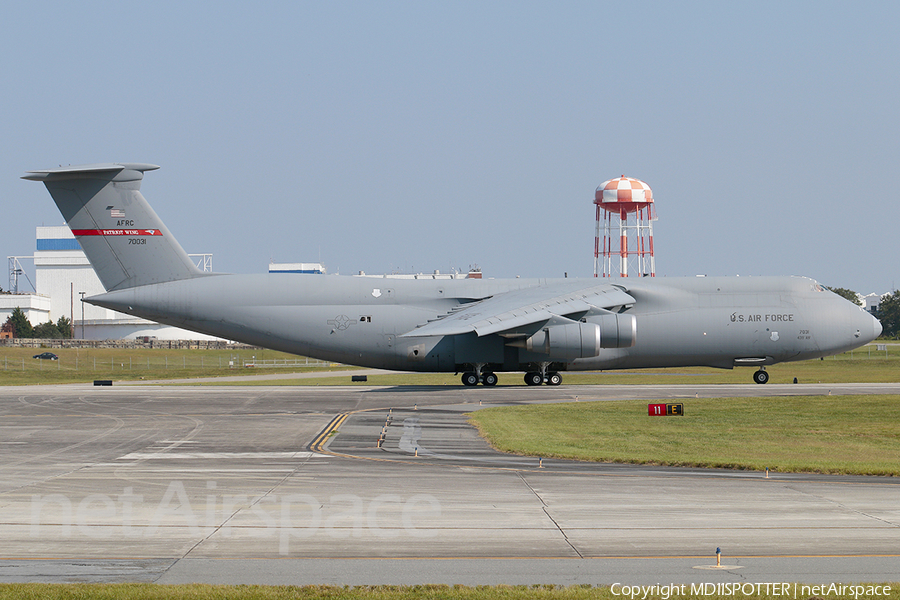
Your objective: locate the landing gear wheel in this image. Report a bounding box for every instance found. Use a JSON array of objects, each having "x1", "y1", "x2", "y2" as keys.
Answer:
[
  {"x1": 482, "y1": 372, "x2": 498, "y2": 386},
  {"x1": 753, "y1": 370, "x2": 769, "y2": 384},
  {"x1": 462, "y1": 372, "x2": 479, "y2": 386},
  {"x1": 524, "y1": 372, "x2": 543, "y2": 386},
  {"x1": 547, "y1": 372, "x2": 562, "y2": 386}
]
